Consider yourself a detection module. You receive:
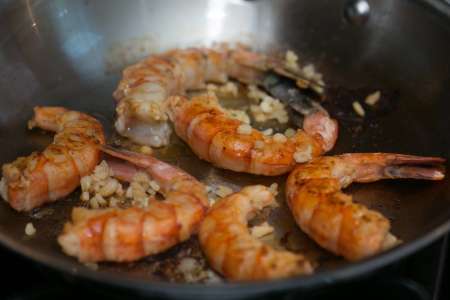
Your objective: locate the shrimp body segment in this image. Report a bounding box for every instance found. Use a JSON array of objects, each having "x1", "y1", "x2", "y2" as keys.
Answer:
[
  {"x1": 0, "y1": 107, "x2": 105, "y2": 211},
  {"x1": 58, "y1": 146, "x2": 209, "y2": 262},
  {"x1": 167, "y1": 93, "x2": 336, "y2": 176},
  {"x1": 286, "y1": 153, "x2": 446, "y2": 260},
  {"x1": 199, "y1": 185, "x2": 313, "y2": 281}
]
